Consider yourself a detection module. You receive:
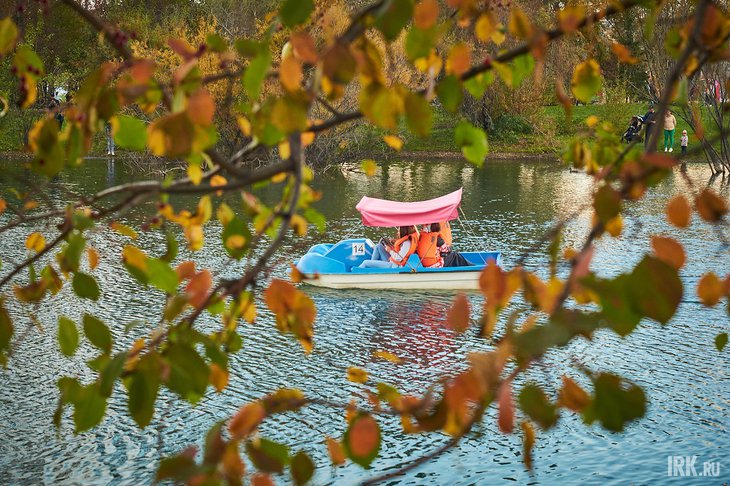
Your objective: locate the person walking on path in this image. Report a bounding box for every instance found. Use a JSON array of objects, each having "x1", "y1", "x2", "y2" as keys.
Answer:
[
  {"x1": 642, "y1": 105, "x2": 656, "y2": 149},
  {"x1": 680, "y1": 129, "x2": 688, "y2": 155},
  {"x1": 663, "y1": 110, "x2": 677, "y2": 152}
]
